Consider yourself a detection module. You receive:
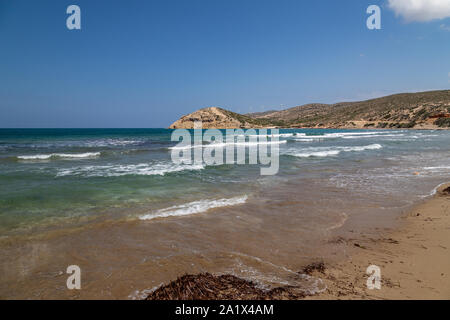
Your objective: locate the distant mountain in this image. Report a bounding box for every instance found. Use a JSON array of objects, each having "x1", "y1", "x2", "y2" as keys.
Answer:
[{"x1": 169, "y1": 90, "x2": 450, "y2": 129}]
